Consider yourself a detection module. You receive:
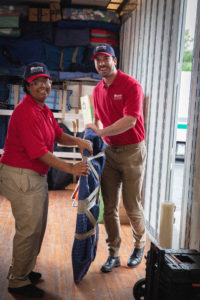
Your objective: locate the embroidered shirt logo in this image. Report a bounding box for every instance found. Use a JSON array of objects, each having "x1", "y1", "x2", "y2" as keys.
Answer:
[{"x1": 114, "y1": 94, "x2": 122, "y2": 100}]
